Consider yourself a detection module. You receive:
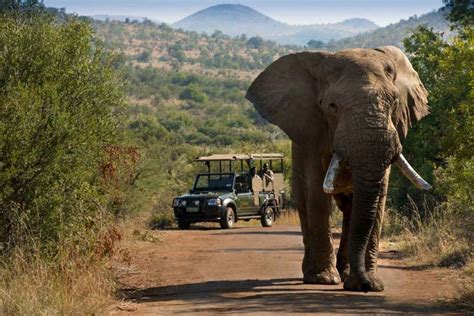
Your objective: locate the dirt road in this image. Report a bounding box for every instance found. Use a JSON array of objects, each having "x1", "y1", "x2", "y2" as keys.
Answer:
[{"x1": 114, "y1": 225, "x2": 463, "y2": 314}]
